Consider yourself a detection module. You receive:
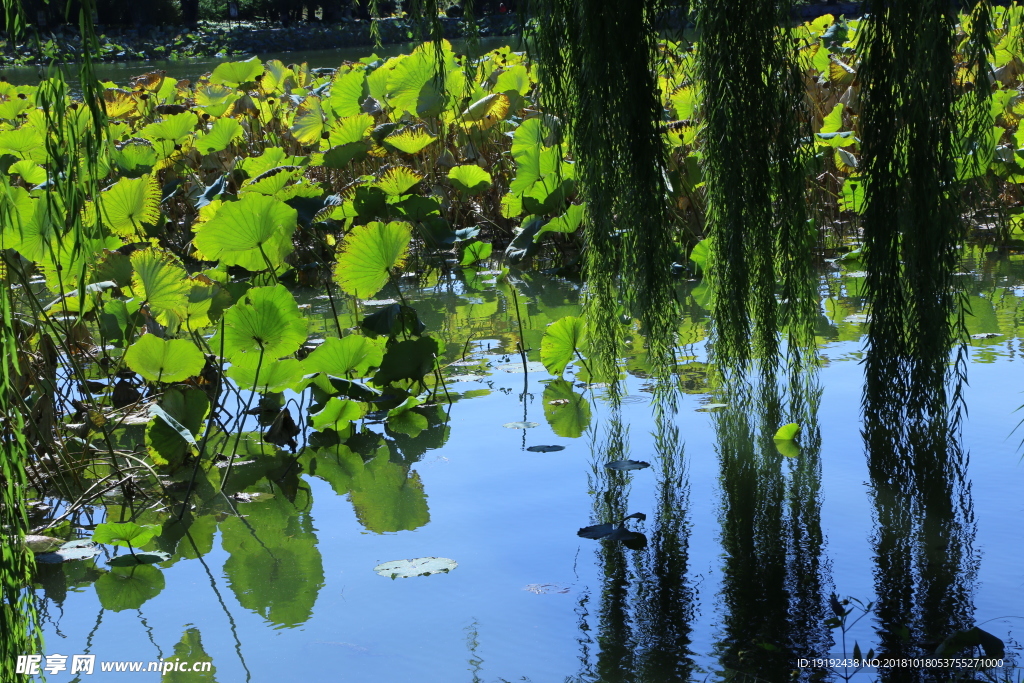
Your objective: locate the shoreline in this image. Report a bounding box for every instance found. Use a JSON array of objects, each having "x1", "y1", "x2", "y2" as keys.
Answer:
[{"x1": 0, "y1": 15, "x2": 522, "y2": 67}]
